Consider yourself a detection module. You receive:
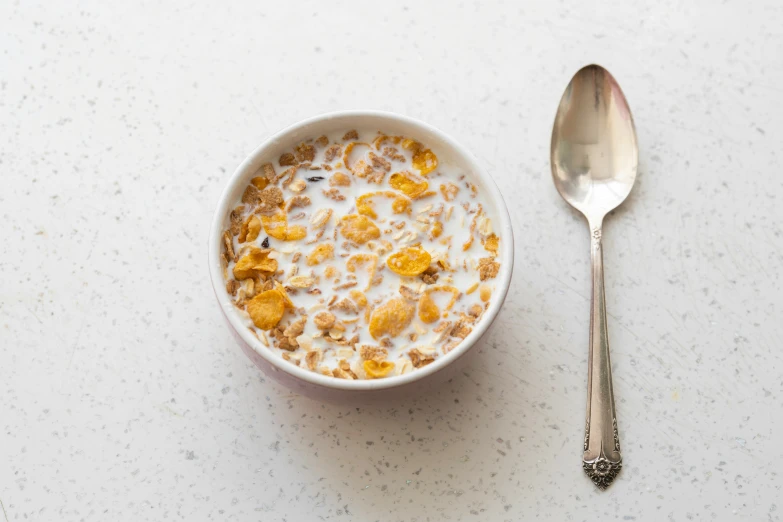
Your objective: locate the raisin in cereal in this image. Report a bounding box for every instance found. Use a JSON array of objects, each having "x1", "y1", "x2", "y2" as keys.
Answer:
[{"x1": 222, "y1": 130, "x2": 502, "y2": 379}]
